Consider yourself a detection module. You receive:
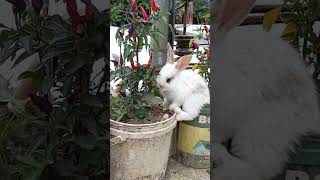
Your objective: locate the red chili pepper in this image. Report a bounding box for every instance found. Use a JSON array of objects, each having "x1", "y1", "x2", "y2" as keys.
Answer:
[
  {"x1": 148, "y1": 55, "x2": 152, "y2": 64},
  {"x1": 130, "y1": 0, "x2": 138, "y2": 13},
  {"x1": 204, "y1": 25, "x2": 209, "y2": 34},
  {"x1": 111, "y1": 60, "x2": 118, "y2": 67},
  {"x1": 29, "y1": 93, "x2": 52, "y2": 114},
  {"x1": 120, "y1": 54, "x2": 124, "y2": 66},
  {"x1": 32, "y1": 0, "x2": 43, "y2": 15},
  {"x1": 143, "y1": 56, "x2": 152, "y2": 69},
  {"x1": 130, "y1": 59, "x2": 138, "y2": 72},
  {"x1": 7, "y1": 0, "x2": 26, "y2": 15},
  {"x1": 84, "y1": 0, "x2": 95, "y2": 22},
  {"x1": 206, "y1": 50, "x2": 211, "y2": 60},
  {"x1": 193, "y1": 41, "x2": 200, "y2": 49},
  {"x1": 140, "y1": 5, "x2": 149, "y2": 21},
  {"x1": 305, "y1": 59, "x2": 315, "y2": 66},
  {"x1": 120, "y1": 91, "x2": 126, "y2": 97},
  {"x1": 150, "y1": 0, "x2": 160, "y2": 12},
  {"x1": 65, "y1": 0, "x2": 81, "y2": 33},
  {"x1": 129, "y1": 25, "x2": 135, "y2": 37}
]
